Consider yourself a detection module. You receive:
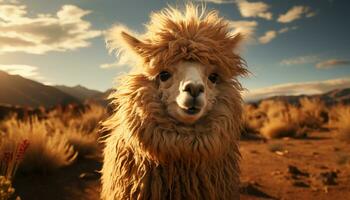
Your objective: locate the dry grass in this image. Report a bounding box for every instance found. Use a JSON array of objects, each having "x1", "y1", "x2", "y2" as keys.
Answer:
[
  {"x1": 0, "y1": 176, "x2": 15, "y2": 200},
  {"x1": 242, "y1": 104, "x2": 266, "y2": 134},
  {"x1": 65, "y1": 126, "x2": 99, "y2": 158},
  {"x1": 0, "y1": 104, "x2": 106, "y2": 173},
  {"x1": 1, "y1": 117, "x2": 77, "y2": 173},
  {"x1": 260, "y1": 117, "x2": 299, "y2": 139},
  {"x1": 250, "y1": 100, "x2": 302, "y2": 139},
  {"x1": 55, "y1": 104, "x2": 105, "y2": 158},
  {"x1": 244, "y1": 98, "x2": 331, "y2": 139},
  {"x1": 330, "y1": 105, "x2": 350, "y2": 142},
  {"x1": 297, "y1": 98, "x2": 328, "y2": 129}
]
